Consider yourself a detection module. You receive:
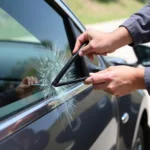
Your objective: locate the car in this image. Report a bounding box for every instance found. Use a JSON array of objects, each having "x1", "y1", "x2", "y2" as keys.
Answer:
[
  {"x1": 133, "y1": 43, "x2": 150, "y2": 67},
  {"x1": 0, "y1": 0, "x2": 150, "y2": 150}
]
